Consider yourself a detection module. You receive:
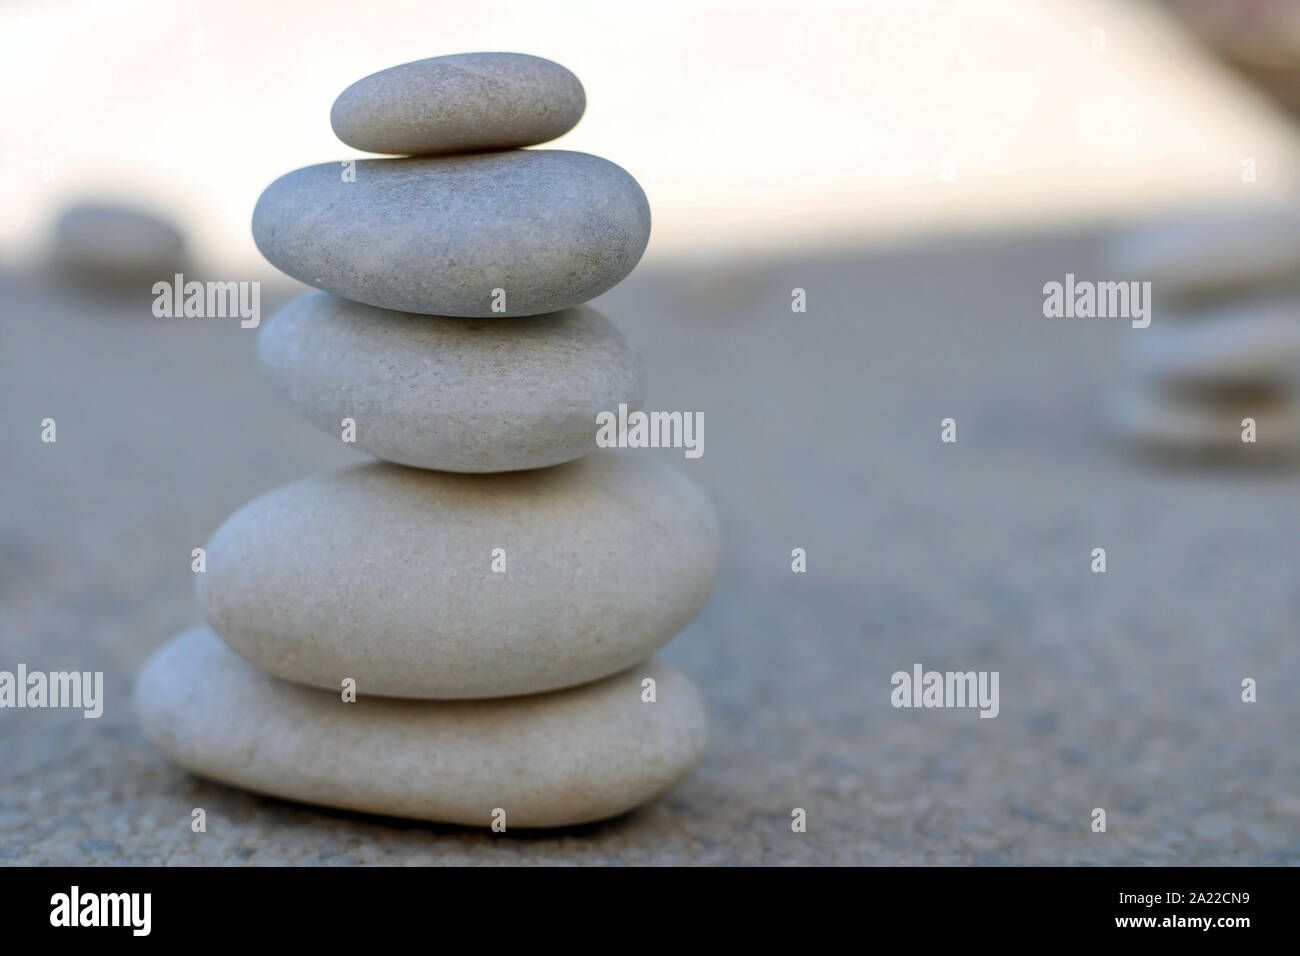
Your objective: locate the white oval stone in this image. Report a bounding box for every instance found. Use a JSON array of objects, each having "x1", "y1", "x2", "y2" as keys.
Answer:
[
  {"x1": 257, "y1": 292, "x2": 645, "y2": 472},
  {"x1": 1126, "y1": 300, "x2": 1300, "y2": 388},
  {"x1": 197, "y1": 454, "x2": 722, "y2": 698},
  {"x1": 330, "y1": 52, "x2": 585, "y2": 156},
  {"x1": 135, "y1": 627, "x2": 708, "y2": 828},
  {"x1": 251, "y1": 151, "x2": 651, "y2": 317}
]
